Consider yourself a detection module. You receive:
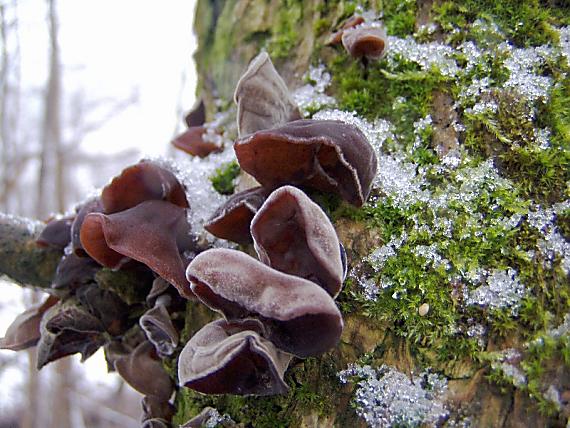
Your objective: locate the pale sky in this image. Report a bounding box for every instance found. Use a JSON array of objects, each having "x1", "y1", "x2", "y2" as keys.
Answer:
[{"x1": 1, "y1": 0, "x2": 199, "y2": 417}]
